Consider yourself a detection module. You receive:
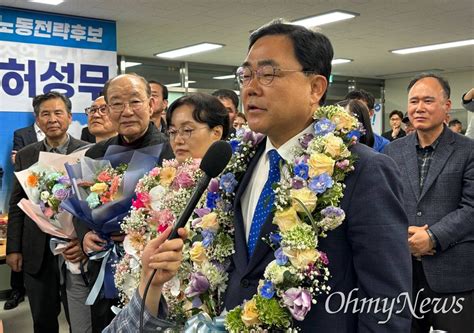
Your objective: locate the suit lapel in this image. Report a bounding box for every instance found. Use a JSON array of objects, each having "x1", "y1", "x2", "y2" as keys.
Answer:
[
  {"x1": 233, "y1": 141, "x2": 266, "y2": 269},
  {"x1": 419, "y1": 130, "x2": 454, "y2": 200},
  {"x1": 402, "y1": 134, "x2": 421, "y2": 201}
]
